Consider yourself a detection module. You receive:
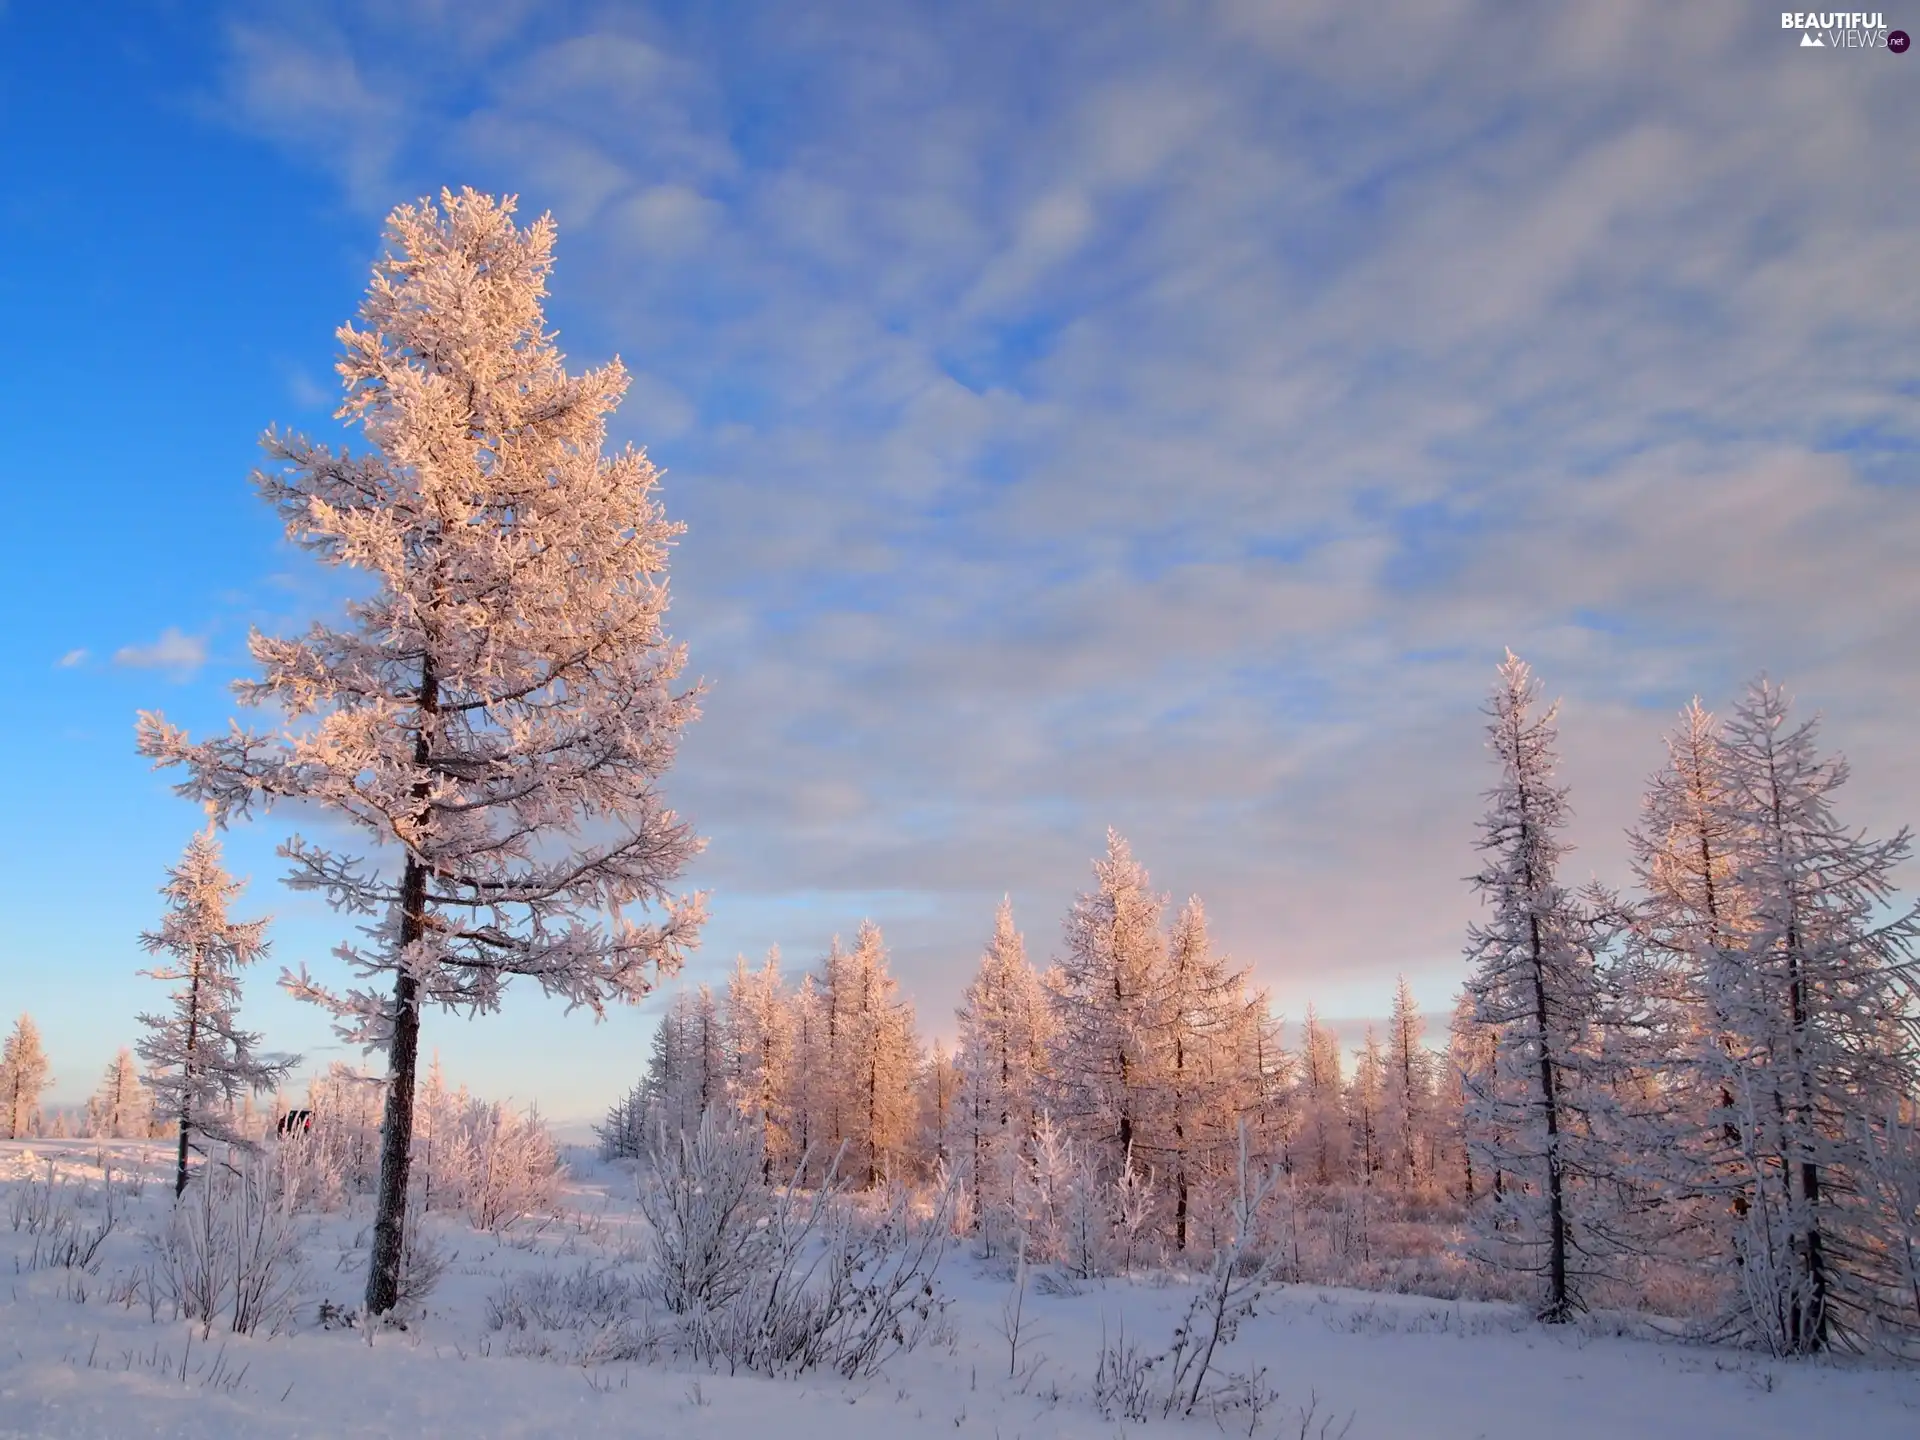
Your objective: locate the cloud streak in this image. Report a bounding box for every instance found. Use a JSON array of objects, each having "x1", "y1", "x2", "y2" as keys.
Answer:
[{"x1": 113, "y1": 627, "x2": 208, "y2": 676}]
